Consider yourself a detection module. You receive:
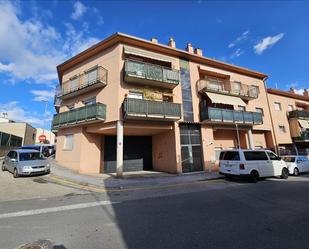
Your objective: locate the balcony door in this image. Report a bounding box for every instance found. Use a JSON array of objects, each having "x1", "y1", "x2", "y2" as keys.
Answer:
[{"x1": 180, "y1": 124, "x2": 203, "y2": 173}]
